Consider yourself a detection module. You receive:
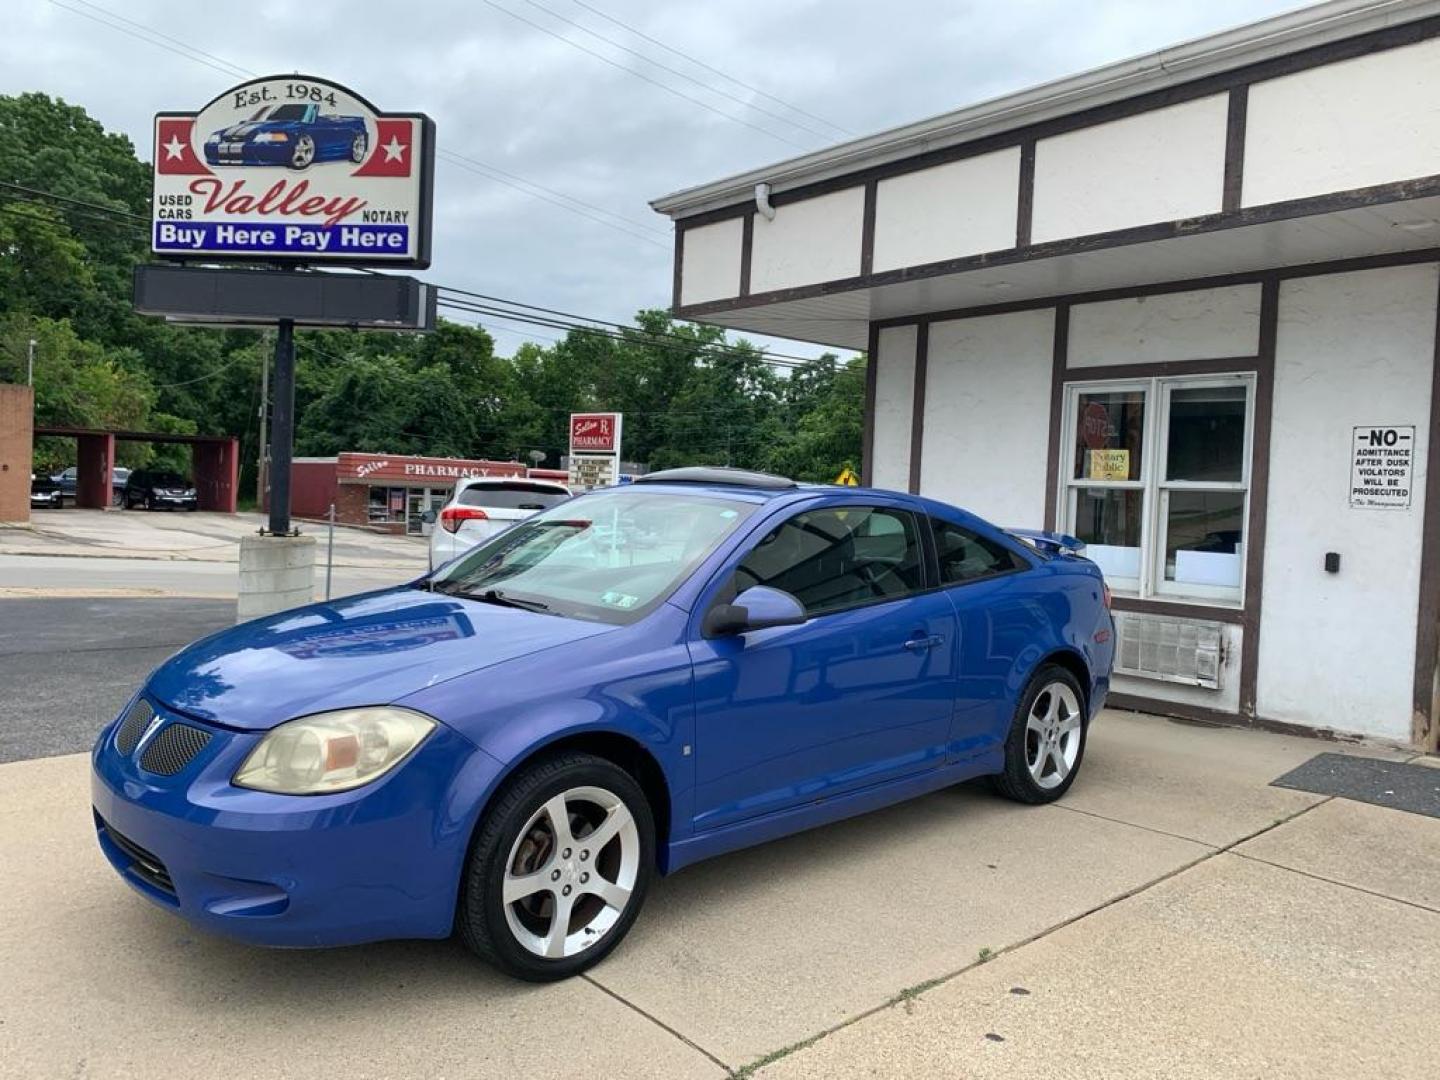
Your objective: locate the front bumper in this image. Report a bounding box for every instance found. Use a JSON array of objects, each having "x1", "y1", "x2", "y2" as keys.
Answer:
[
  {"x1": 91, "y1": 696, "x2": 504, "y2": 948},
  {"x1": 204, "y1": 142, "x2": 291, "y2": 166}
]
